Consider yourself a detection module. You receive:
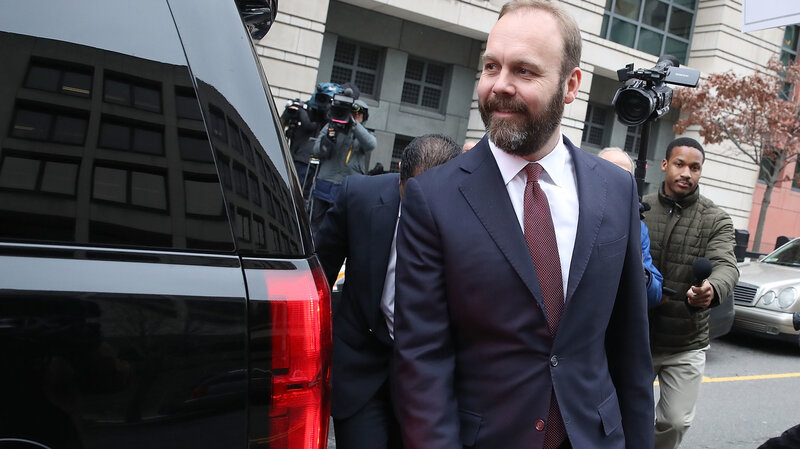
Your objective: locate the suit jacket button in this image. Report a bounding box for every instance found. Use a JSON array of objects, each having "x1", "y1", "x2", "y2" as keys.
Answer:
[
  {"x1": 535, "y1": 419, "x2": 545, "y2": 431},
  {"x1": 550, "y1": 355, "x2": 558, "y2": 367}
]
